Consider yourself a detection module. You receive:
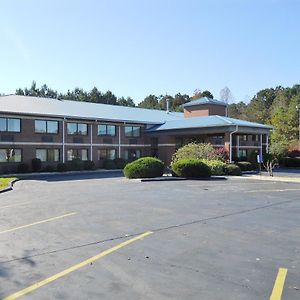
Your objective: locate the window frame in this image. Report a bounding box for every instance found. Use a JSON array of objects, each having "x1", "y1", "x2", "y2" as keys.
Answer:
[
  {"x1": 97, "y1": 149, "x2": 117, "y2": 160},
  {"x1": 35, "y1": 120, "x2": 59, "y2": 134},
  {"x1": 0, "y1": 118, "x2": 21, "y2": 133},
  {"x1": 98, "y1": 124, "x2": 116, "y2": 137},
  {"x1": 36, "y1": 149, "x2": 60, "y2": 162},
  {"x1": 67, "y1": 149, "x2": 89, "y2": 161},
  {"x1": 125, "y1": 126, "x2": 141, "y2": 137},
  {"x1": 67, "y1": 122, "x2": 88, "y2": 136},
  {"x1": 0, "y1": 148, "x2": 22, "y2": 163}
]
